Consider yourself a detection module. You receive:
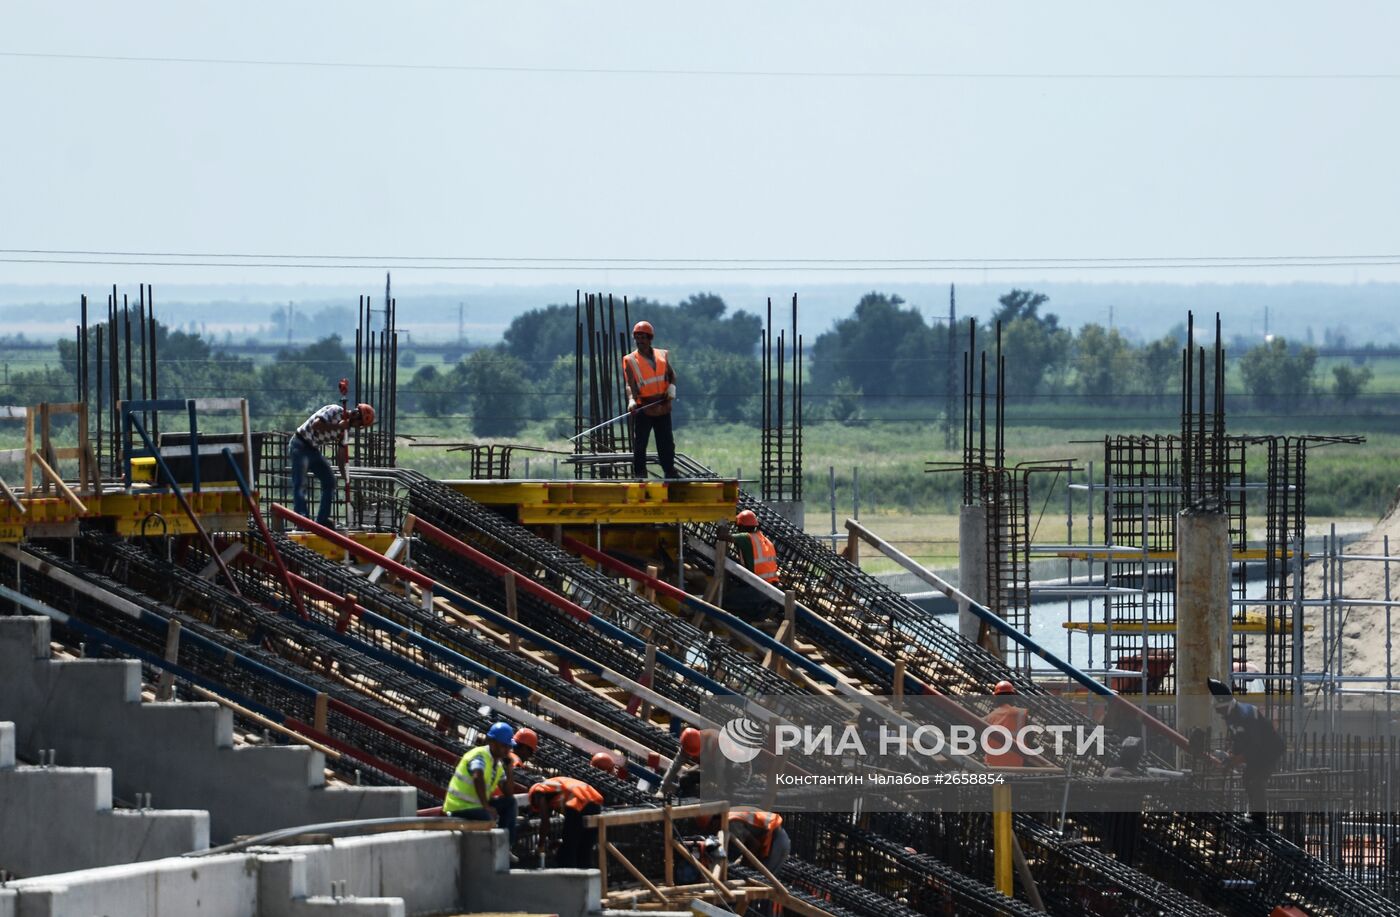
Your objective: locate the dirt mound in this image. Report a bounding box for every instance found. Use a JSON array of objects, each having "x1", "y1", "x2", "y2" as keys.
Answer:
[{"x1": 1295, "y1": 495, "x2": 1400, "y2": 678}]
